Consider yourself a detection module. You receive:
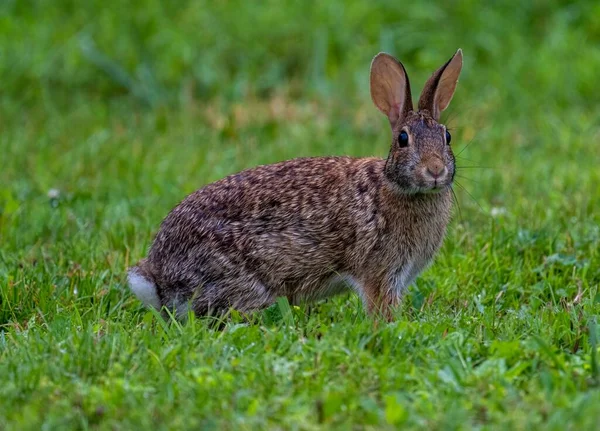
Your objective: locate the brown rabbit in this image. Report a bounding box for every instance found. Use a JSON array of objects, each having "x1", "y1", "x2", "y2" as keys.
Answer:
[{"x1": 128, "y1": 49, "x2": 463, "y2": 320}]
